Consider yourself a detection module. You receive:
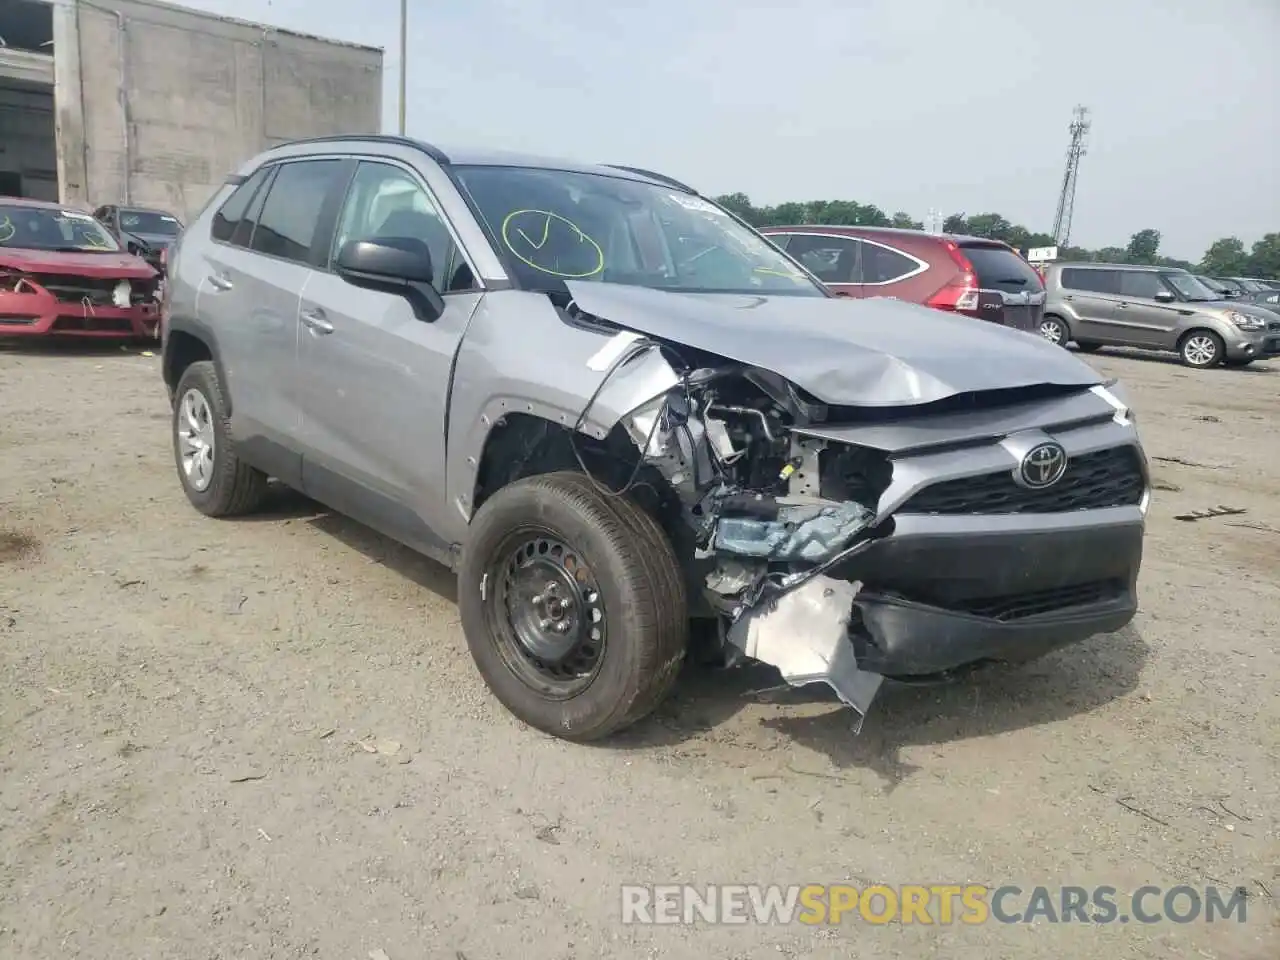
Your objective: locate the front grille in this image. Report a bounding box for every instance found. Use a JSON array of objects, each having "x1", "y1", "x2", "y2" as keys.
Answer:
[
  {"x1": 948, "y1": 579, "x2": 1126, "y2": 621},
  {"x1": 31, "y1": 274, "x2": 156, "y2": 306},
  {"x1": 899, "y1": 446, "x2": 1145, "y2": 514},
  {"x1": 32, "y1": 274, "x2": 118, "y2": 305},
  {"x1": 51, "y1": 316, "x2": 134, "y2": 332}
]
